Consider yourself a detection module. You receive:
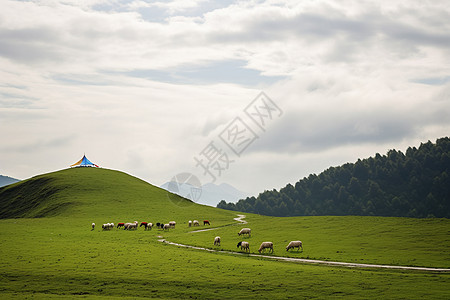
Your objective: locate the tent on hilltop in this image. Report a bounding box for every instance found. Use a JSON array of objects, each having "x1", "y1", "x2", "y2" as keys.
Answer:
[{"x1": 70, "y1": 154, "x2": 99, "y2": 168}]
